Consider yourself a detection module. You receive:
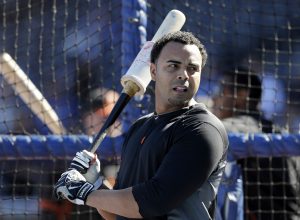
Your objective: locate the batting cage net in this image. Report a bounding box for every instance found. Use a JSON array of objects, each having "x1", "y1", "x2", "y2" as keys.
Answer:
[{"x1": 0, "y1": 0, "x2": 299, "y2": 219}]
